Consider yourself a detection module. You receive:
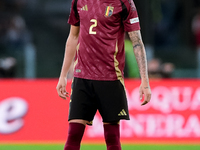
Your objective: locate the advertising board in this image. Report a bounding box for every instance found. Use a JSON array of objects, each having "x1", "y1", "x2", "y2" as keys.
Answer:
[{"x1": 0, "y1": 79, "x2": 200, "y2": 143}]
